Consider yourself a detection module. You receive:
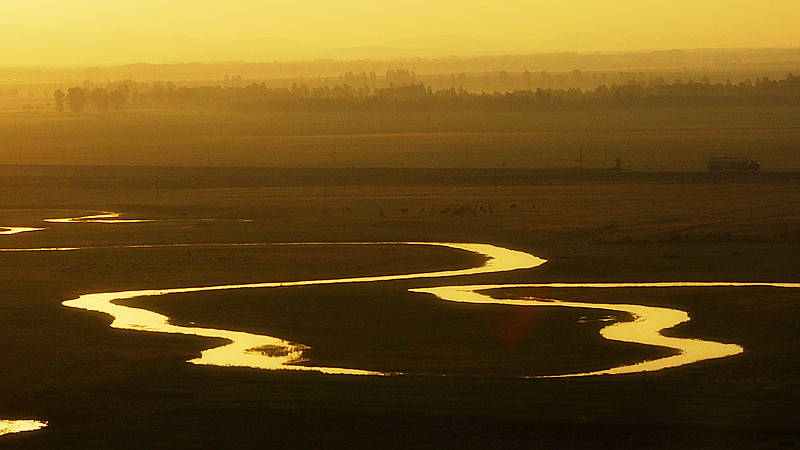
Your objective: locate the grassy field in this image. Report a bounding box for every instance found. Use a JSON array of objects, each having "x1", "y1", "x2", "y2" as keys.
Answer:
[
  {"x1": 1, "y1": 166, "x2": 800, "y2": 448},
  {"x1": 1, "y1": 106, "x2": 799, "y2": 170}
]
